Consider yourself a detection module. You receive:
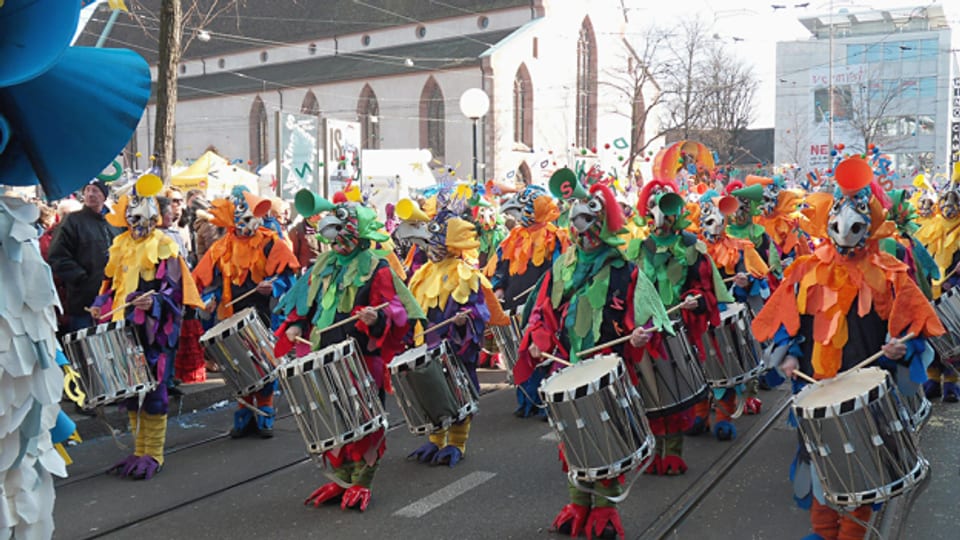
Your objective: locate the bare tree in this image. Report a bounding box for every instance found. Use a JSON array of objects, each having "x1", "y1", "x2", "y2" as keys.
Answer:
[
  {"x1": 776, "y1": 101, "x2": 811, "y2": 166},
  {"x1": 601, "y1": 29, "x2": 672, "y2": 180},
  {"x1": 697, "y1": 46, "x2": 758, "y2": 163},
  {"x1": 126, "y1": 0, "x2": 244, "y2": 181},
  {"x1": 658, "y1": 17, "x2": 712, "y2": 140},
  {"x1": 844, "y1": 73, "x2": 911, "y2": 154}
]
